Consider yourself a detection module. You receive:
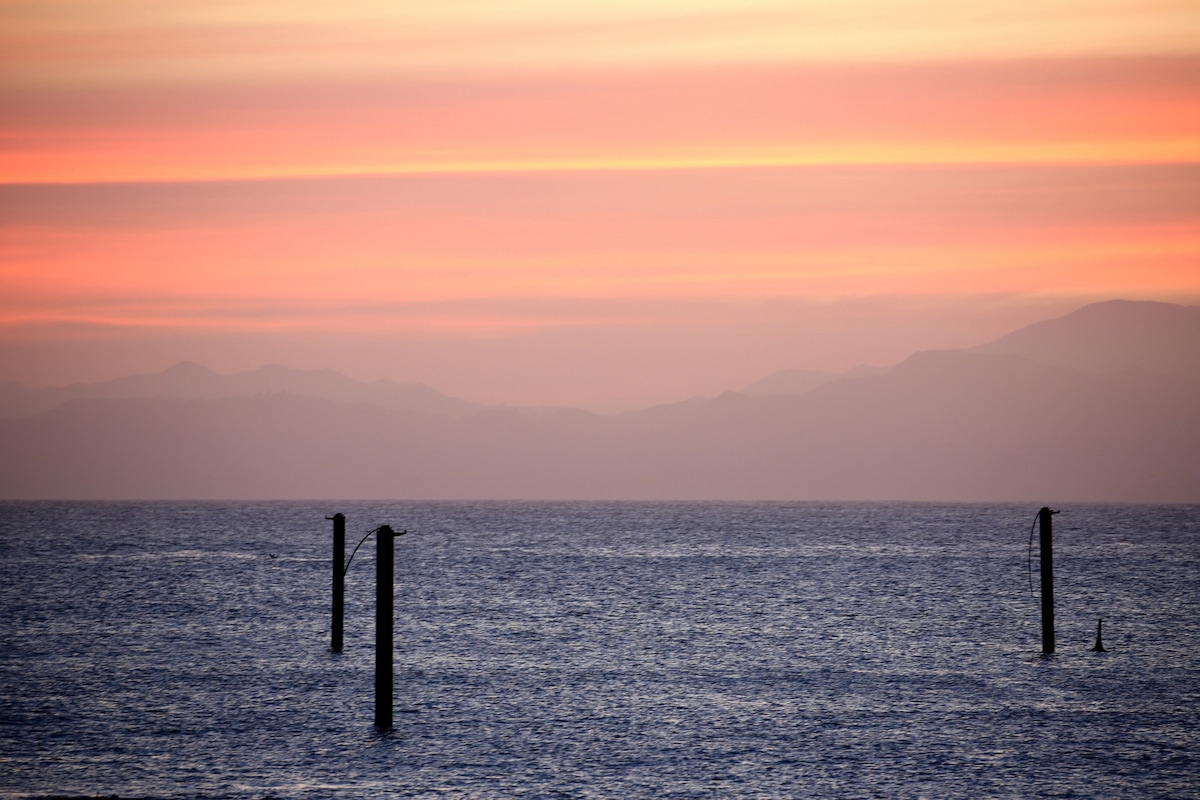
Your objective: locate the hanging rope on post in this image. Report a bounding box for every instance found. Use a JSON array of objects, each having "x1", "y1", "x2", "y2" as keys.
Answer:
[{"x1": 345, "y1": 526, "x2": 383, "y2": 577}]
